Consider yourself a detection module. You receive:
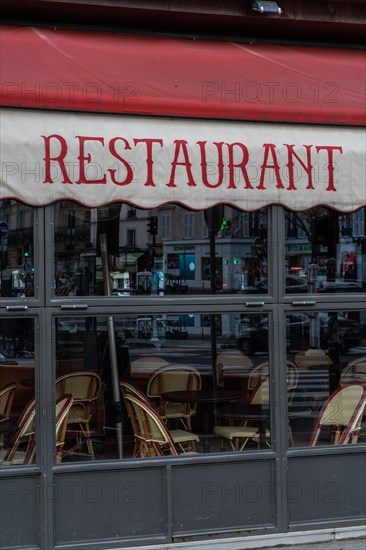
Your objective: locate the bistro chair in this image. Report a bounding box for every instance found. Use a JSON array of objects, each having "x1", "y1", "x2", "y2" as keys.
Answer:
[
  {"x1": 0, "y1": 383, "x2": 17, "y2": 447},
  {"x1": 0, "y1": 397, "x2": 36, "y2": 464},
  {"x1": 309, "y1": 383, "x2": 366, "y2": 446},
  {"x1": 55, "y1": 394, "x2": 74, "y2": 463},
  {"x1": 214, "y1": 378, "x2": 270, "y2": 451},
  {"x1": 0, "y1": 394, "x2": 74, "y2": 465},
  {"x1": 147, "y1": 364, "x2": 201, "y2": 431},
  {"x1": 214, "y1": 363, "x2": 300, "y2": 450},
  {"x1": 120, "y1": 380, "x2": 155, "y2": 457},
  {"x1": 124, "y1": 393, "x2": 198, "y2": 457},
  {"x1": 120, "y1": 381, "x2": 199, "y2": 456},
  {"x1": 215, "y1": 351, "x2": 253, "y2": 382},
  {"x1": 340, "y1": 357, "x2": 366, "y2": 386},
  {"x1": 247, "y1": 361, "x2": 298, "y2": 436},
  {"x1": 247, "y1": 361, "x2": 269, "y2": 393},
  {"x1": 56, "y1": 371, "x2": 102, "y2": 459}
]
